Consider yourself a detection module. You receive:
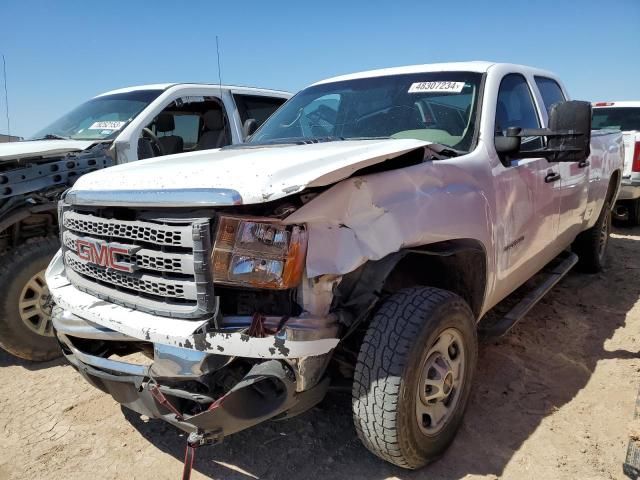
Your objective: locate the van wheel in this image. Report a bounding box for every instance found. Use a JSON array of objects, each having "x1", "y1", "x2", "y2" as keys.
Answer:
[
  {"x1": 0, "y1": 237, "x2": 61, "y2": 361},
  {"x1": 352, "y1": 287, "x2": 477, "y2": 469},
  {"x1": 573, "y1": 200, "x2": 611, "y2": 273}
]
